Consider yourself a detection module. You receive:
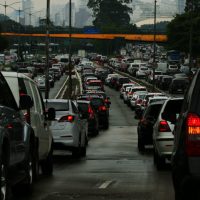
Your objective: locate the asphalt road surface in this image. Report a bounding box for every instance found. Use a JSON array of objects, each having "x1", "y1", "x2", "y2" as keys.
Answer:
[{"x1": 12, "y1": 85, "x2": 174, "y2": 200}]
